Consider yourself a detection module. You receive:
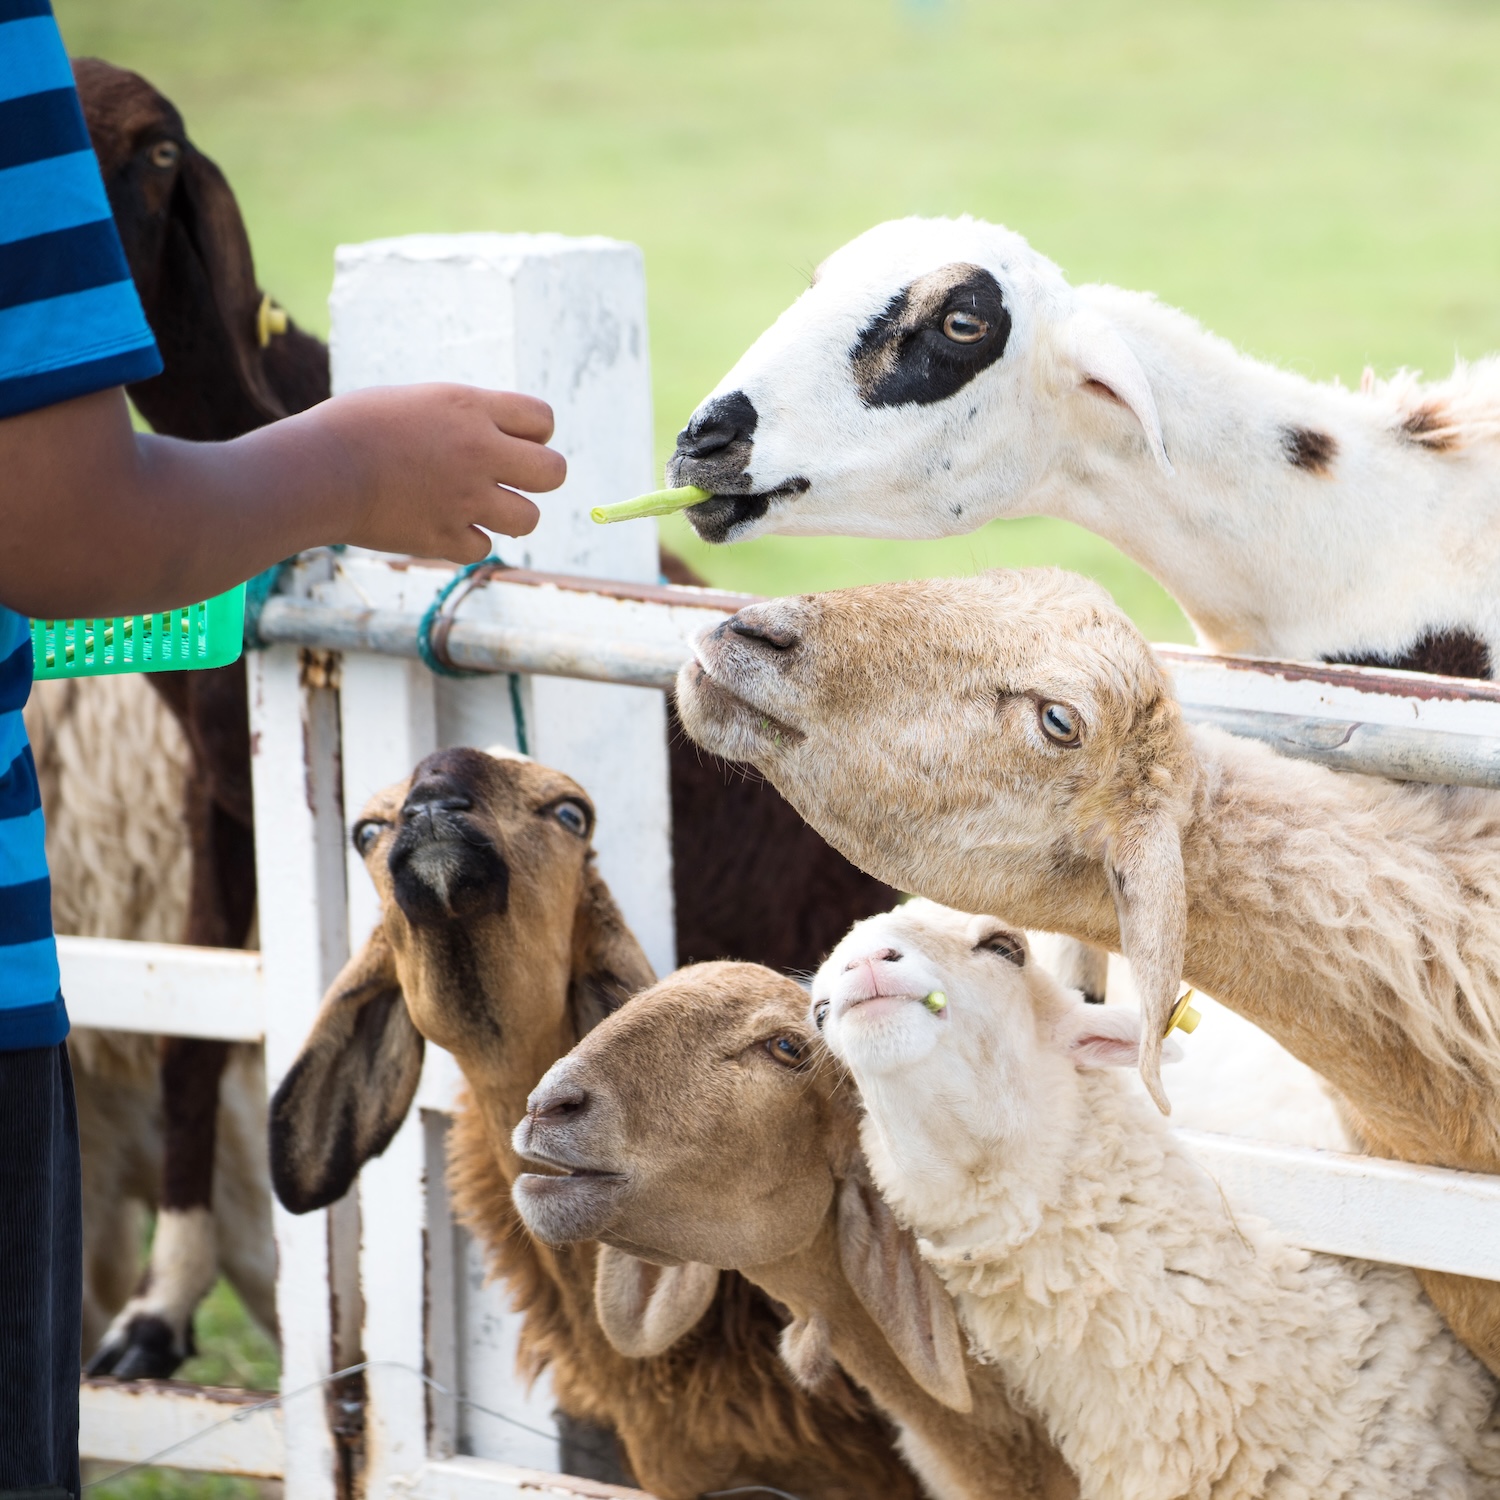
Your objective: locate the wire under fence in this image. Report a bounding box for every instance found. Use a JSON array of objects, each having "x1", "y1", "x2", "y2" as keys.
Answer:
[
  {"x1": 84, "y1": 1359, "x2": 621, "y2": 1490},
  {"x1": 83, "y1": 1361, "x2": 810, "y2": 1499}
]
